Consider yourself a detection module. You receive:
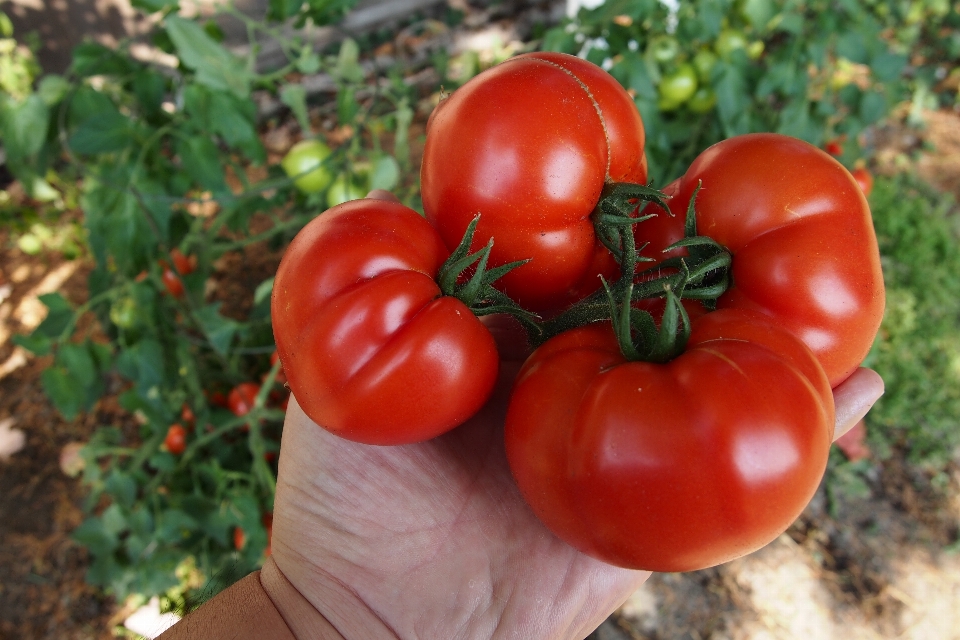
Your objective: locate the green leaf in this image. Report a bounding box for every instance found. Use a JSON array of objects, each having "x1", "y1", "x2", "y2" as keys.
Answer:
[
  {"x1": 280, "y1": 83, "x2": 311, "y2": 136},
  {"x1": 156, "y1": 509, "x2": 198, "y2": 543},
  {"x1": 741, "y1": 0, "x2": 775, "y2": 30},
  {"x1": 369, "y1": 155, "x2": 400, "y2": 191},
  {"x1": 165, "y1": 16, "x2": 250, "y2": 99},
  {"x1": 41, "y1": 366, "x2": 87, "y2": 419},
  {"x1": 133, "y1": 69, "x2": 167, "y2": 118},
  {"x1": 1, "y1": 94, "x2": 49, "y2": 161},
  {"x1": 871, "y1": 51, "x2": 907, "y2": 83},
  {"x1": 254, "y1": 277, "x2": 274, "y2": 305},
  {"x1": 176, "y1": 136, "x2": 226, "y2": 192},
  {"x1": 195, "y1": 303, "x2": 239, "y2": 356},
  {"x1": 69, "y1": 110, "x2": 134, "y2": 155},
  {"x1": 37, "y1": 75, "x2": 71, "y2": 106},
  {"x1": 859, "y1": 90, "x2": 887, "y2": 125},
  {"x1": 73, "y1": 516, "x2": 119, "y2": 557},
  {"x1": 335, "y1": 38, "x2": 364, "y2": 83},
  {"x1": 210, "y1": 91, "x2": 265, "y2": 163},
  {"x1": 132, "y1": 0, "x2": 180, "y2": 12},
  {"x1": 71, "y1": 41, "x2": 135, "y2": 77},
  {"x1": 105, "y1": 471, "x2": 138, "y2": 509}
]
